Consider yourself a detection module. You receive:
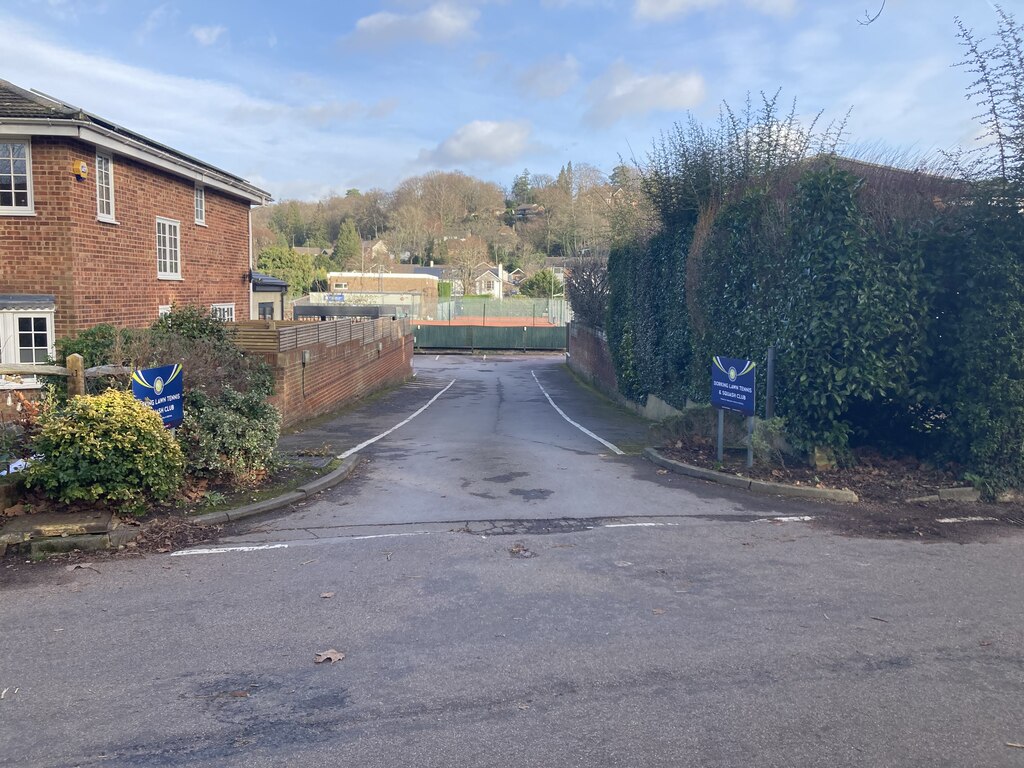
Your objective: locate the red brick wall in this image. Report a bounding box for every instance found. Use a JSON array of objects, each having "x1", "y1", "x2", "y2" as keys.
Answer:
[
  {"x1": 0, "y1": 137, "x2": 252, "y2": 338},
  {"x1": 0, "y1": 139, "x2": 76, "y2": 337},
  {"x1": 567, "y1": 322, "x2": 620, "y2": 398},
  {"x1": 263, "y1": 333, "x2": 413, "y2": 429}
]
